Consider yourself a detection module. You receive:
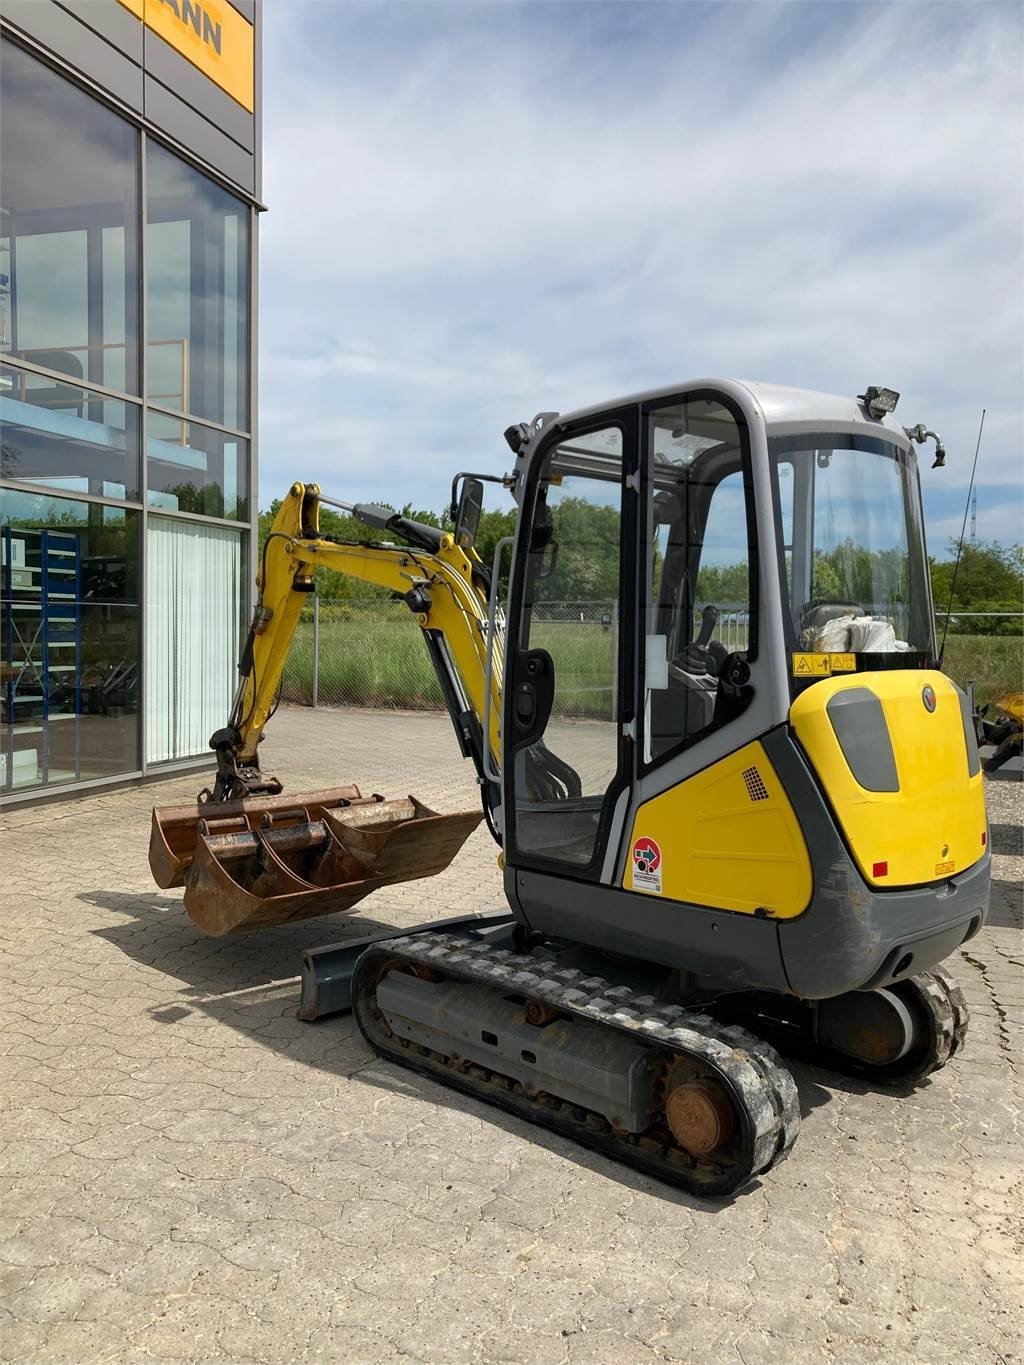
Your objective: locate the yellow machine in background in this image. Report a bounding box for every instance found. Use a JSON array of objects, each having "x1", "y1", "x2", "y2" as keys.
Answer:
[
  {"x1": 975, "y1": 692, "x2": 1023, "y2": 773},
  {"x1": 150, "y1": 379, "x2": 989, "y2": 1196}
]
